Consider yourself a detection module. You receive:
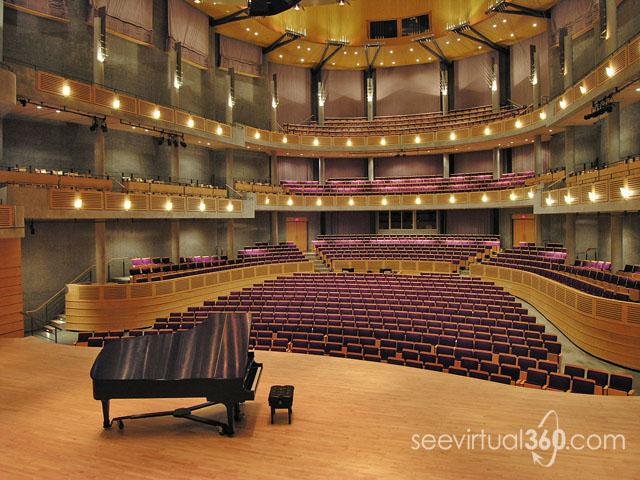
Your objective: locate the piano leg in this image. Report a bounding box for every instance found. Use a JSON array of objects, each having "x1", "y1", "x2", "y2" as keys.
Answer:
[
  {"x1": 225, "y1": 402, "x2": 235, "y2": 436},
  {"x1": 234, "y1": 403, "x2": 243, "y2": 422},
  {"x1": 101, "y1": 400, "x2": 111, "y2": 428}
]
